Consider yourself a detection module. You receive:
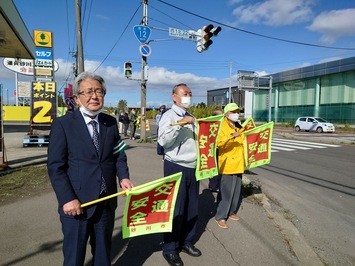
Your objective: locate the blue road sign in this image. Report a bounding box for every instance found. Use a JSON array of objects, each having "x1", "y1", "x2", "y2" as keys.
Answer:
[
  {"x1": 139, "y1": 44, "x2": 152, "y2": 57},
  {"x1": 133, "y1": 25, "x2": 151, "y2": 44}
]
